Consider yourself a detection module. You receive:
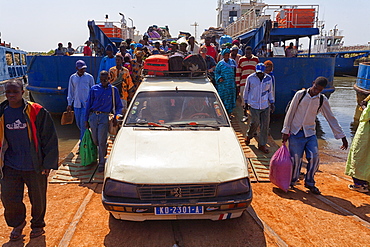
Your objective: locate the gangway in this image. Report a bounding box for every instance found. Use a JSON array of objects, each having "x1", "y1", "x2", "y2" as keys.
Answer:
[
  {"x1": 237, "y1": 19, "x2": 271, "y2": 53},
  {"x1": 225, "y1": 4, "x2": 319, "y2": 54},
  {"x1": 88, "y1": 20, "x2": 120, "y2": 56}
]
